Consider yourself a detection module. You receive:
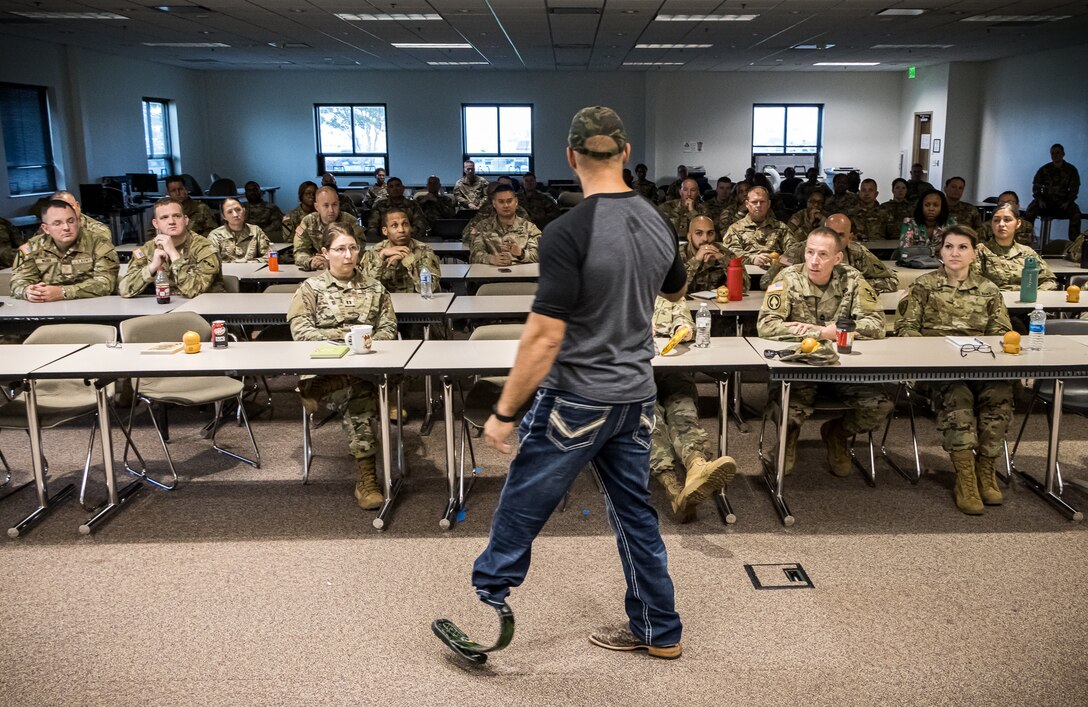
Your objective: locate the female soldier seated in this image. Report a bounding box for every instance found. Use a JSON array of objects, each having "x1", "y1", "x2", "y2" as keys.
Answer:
[
  {"x1": 895, "y1": 225, "x2": 1014, "y2": 515},
  {"x1": 287, "y1": 222, "x2": 398, "y2": 510}
]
